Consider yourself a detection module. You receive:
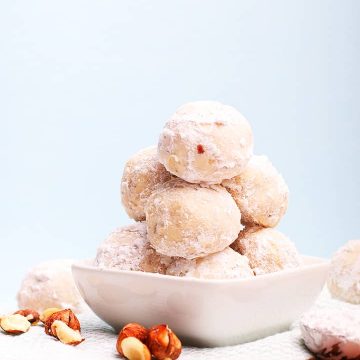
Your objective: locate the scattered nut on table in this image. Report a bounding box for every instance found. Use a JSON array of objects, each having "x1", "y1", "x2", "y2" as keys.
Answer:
[
  {"x1": 14, "y1": 309, "x2": 40, "y2": 325},
  {"x1": 117, "y1": 322, "x2": 182, "y2": 360},
  {"x1": 0, "y1": 314, "x2": 31, "y2": 334},
  {"x1": 120, "y1": 336, "x2": 151, "y2": 360},
  {"x1": 50, "y1": 320, "x2": 84, "y2": 346},
  {"x1": 44, "y1": 309, "x2": 80, "y2": 336},
  {"x1": 147, "y1": 324, "x2": 182, "y2": 360},
  {"x1": 117, "y1": 323, "x2": 149, "y2": 356},
  {"x1": 40, "y1": 307, "x2": 63, "y2": 323}
]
